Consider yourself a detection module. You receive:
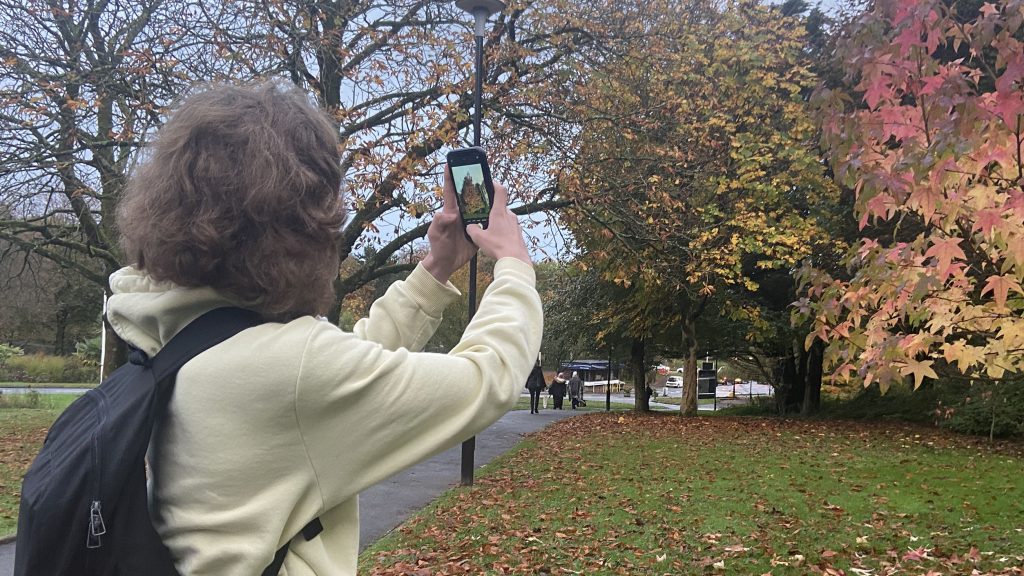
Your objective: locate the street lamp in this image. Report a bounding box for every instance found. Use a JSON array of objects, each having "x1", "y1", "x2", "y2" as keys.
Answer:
[{"x1": 455, "y1": 0, "x2": 505, "y2": 487}]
